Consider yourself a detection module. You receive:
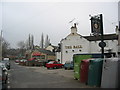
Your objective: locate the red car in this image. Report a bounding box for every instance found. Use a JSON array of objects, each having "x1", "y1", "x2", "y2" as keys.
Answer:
[
  {"x1": 15, "y1": 60, "x2": 20, "y2": 63},
  {"x1": 46, "y1": 61, "x2": 64, "y2": 69}
]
